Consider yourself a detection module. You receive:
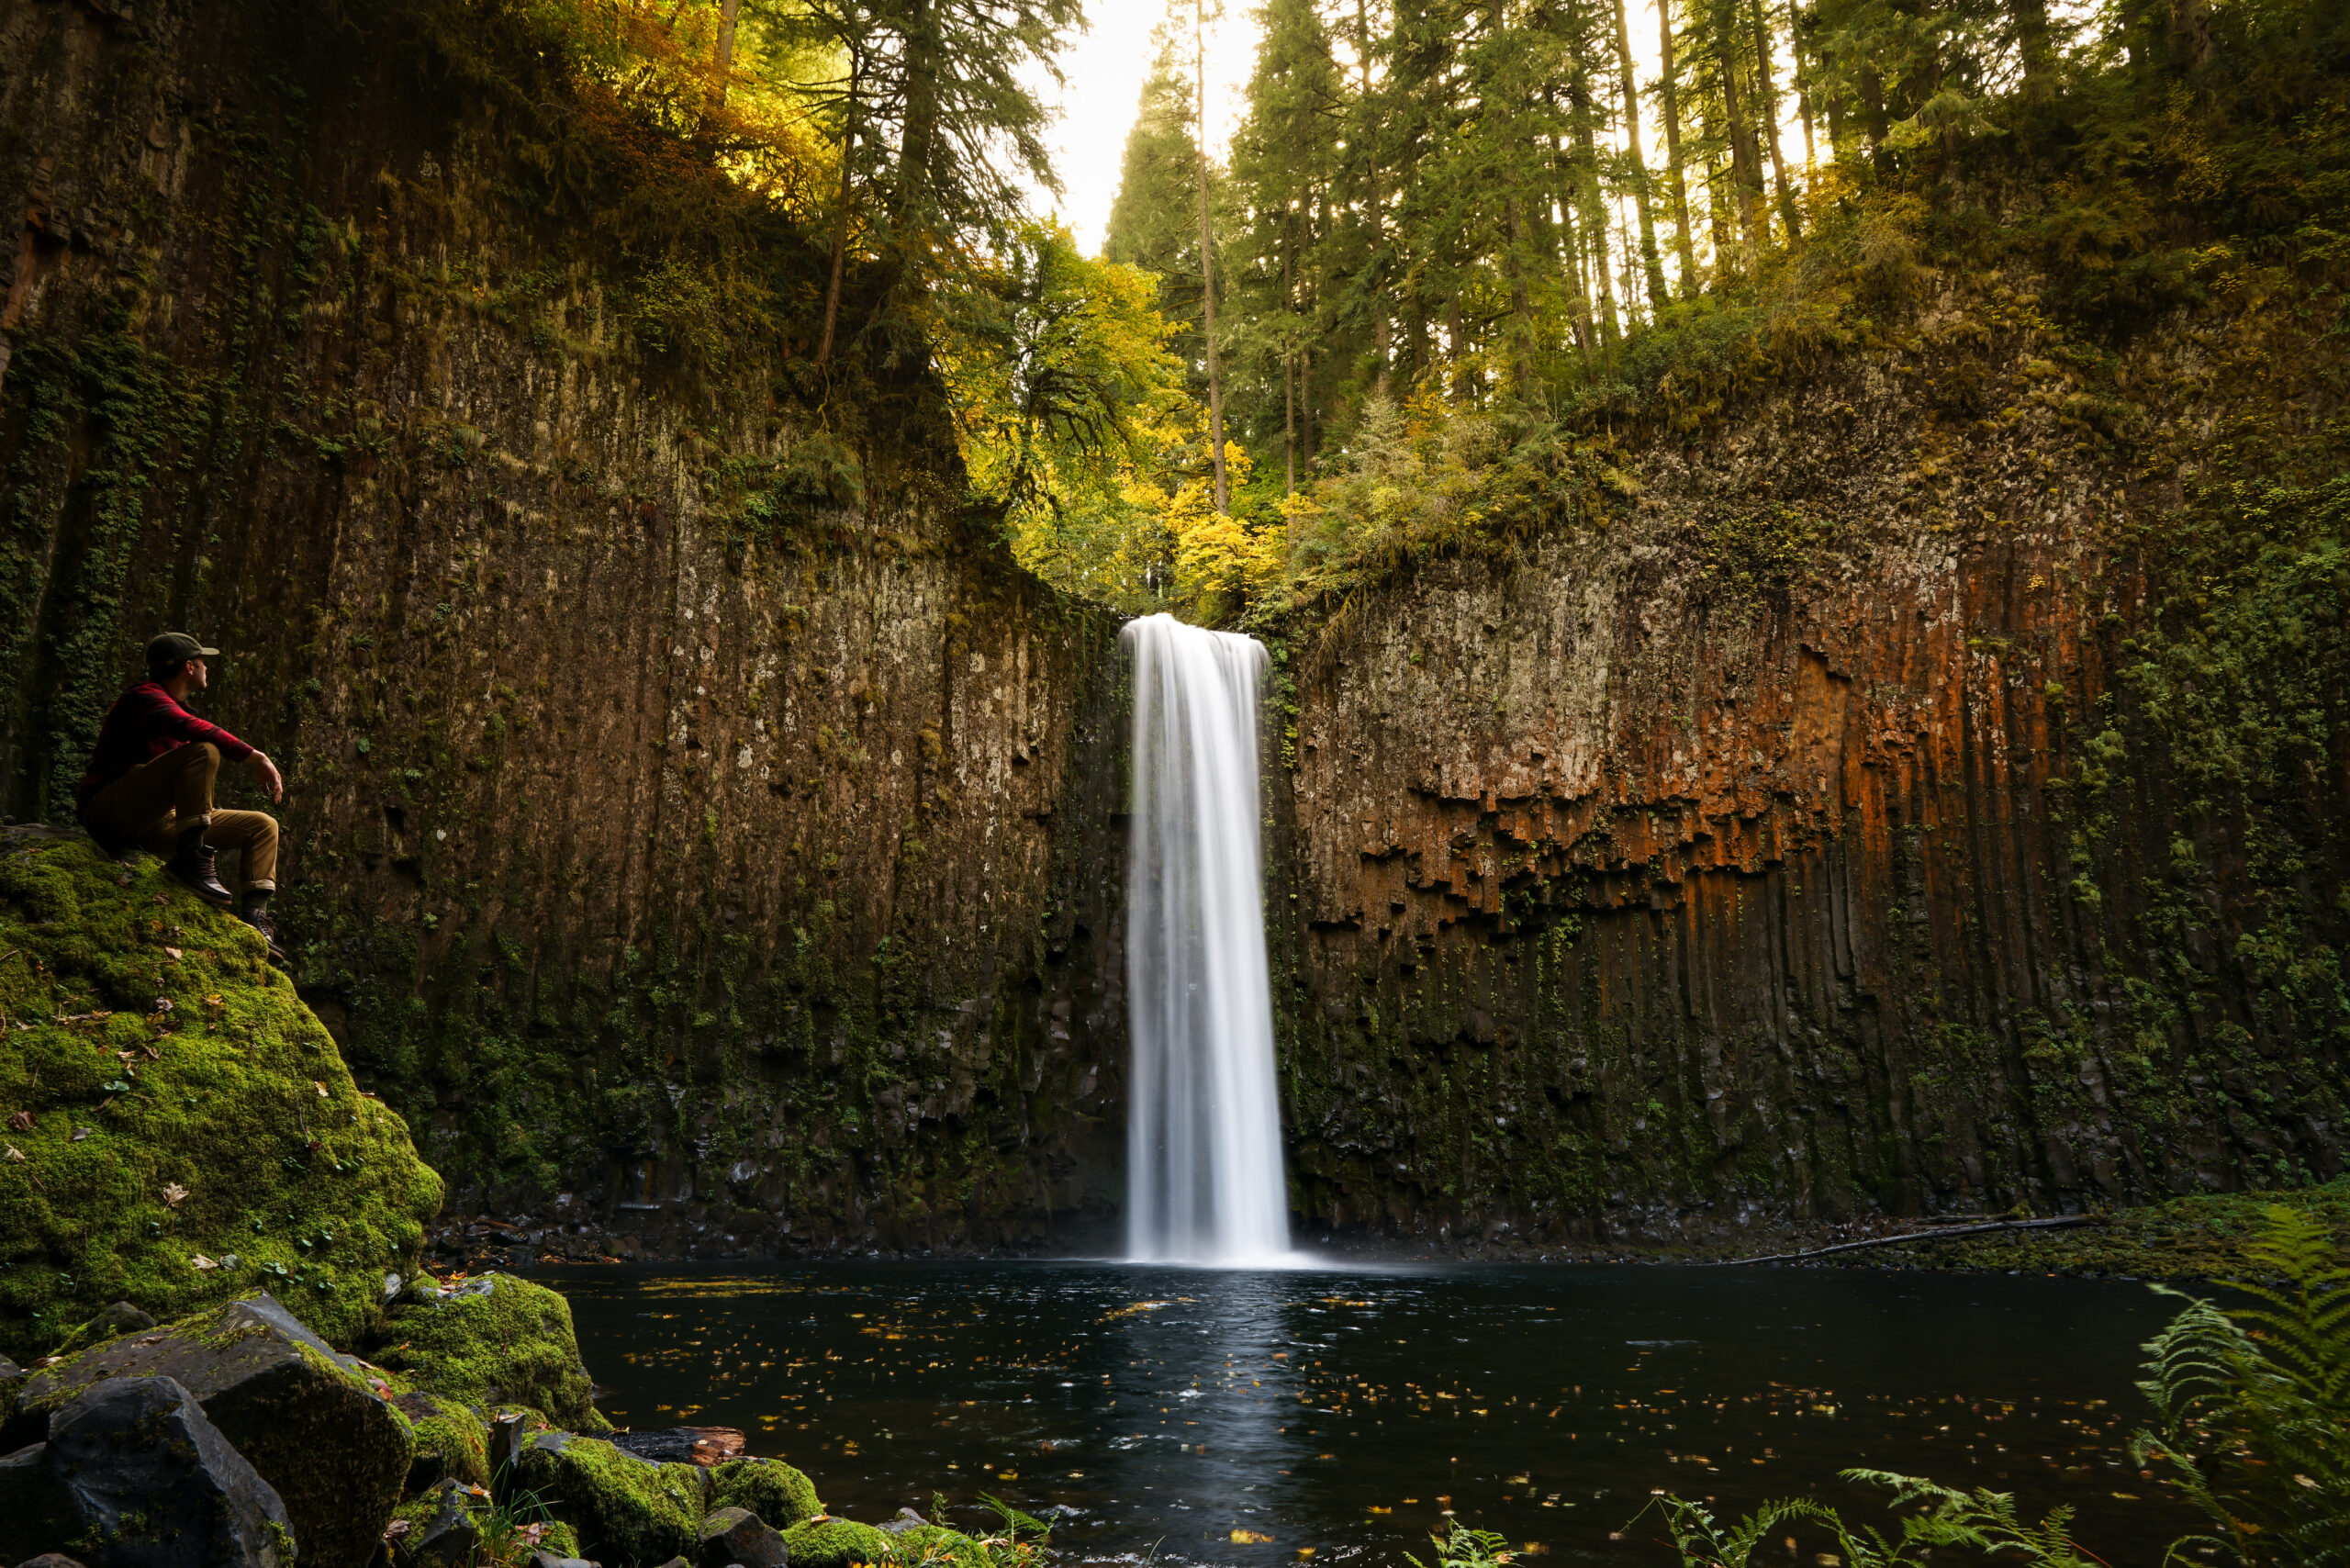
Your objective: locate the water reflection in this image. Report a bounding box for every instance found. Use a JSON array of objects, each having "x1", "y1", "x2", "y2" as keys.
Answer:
[{"x1": 551, "y1": 1260, "x2": 2199, "y2": 1566}]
